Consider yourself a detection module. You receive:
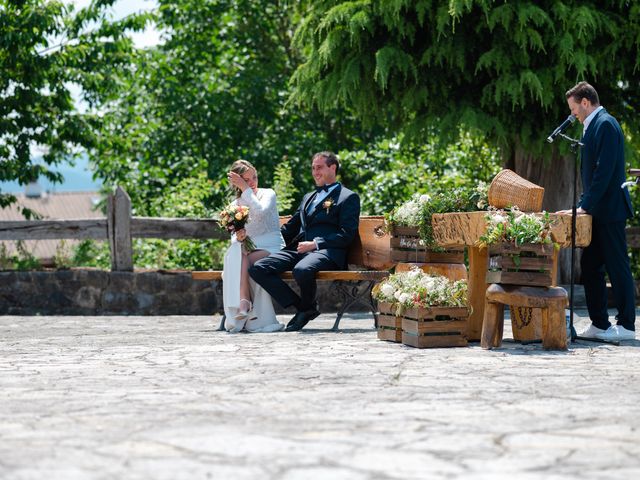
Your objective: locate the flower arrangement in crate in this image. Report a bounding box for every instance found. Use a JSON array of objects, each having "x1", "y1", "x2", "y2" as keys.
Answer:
[
  {"x1": 479, "y1": 208, "x2": 558, "y2": 287},
  {"x1": 372, "y1": 268, "x2": 470, "y2": 348},
  {"x1": 385, "y1": 183, "x2": 488, "y2": 263}
]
